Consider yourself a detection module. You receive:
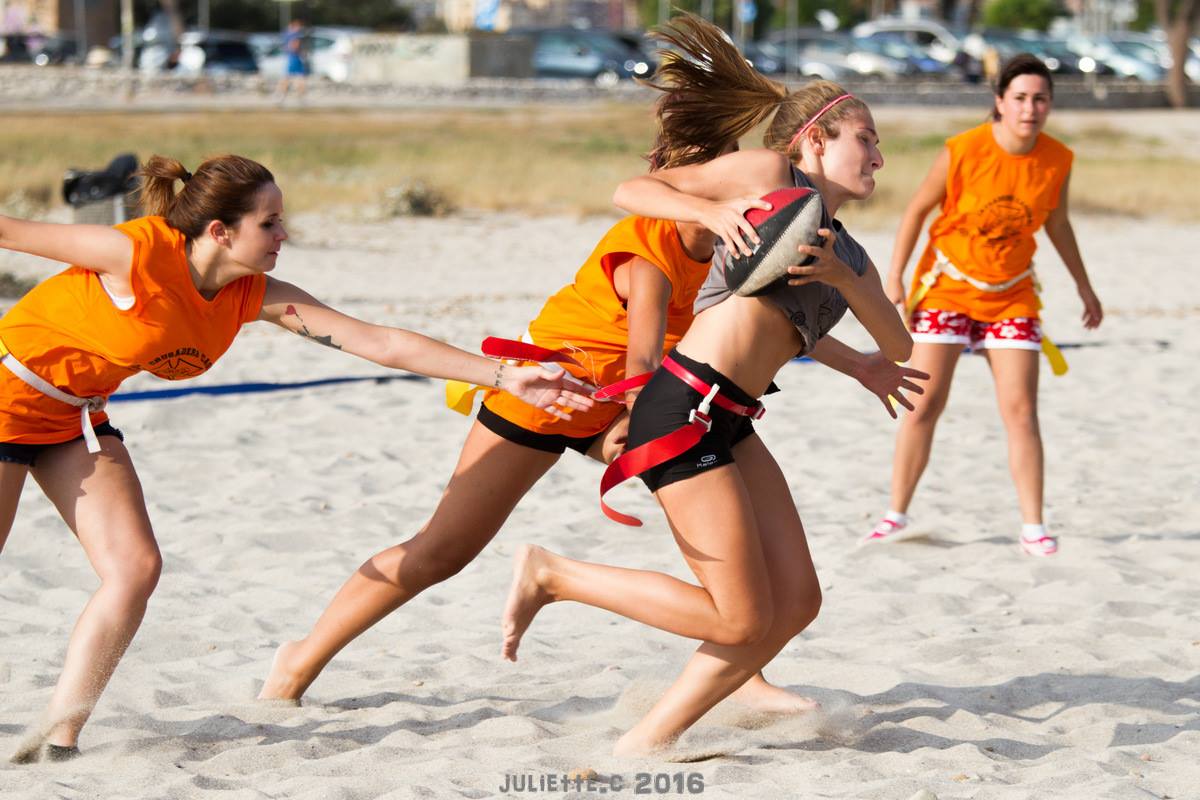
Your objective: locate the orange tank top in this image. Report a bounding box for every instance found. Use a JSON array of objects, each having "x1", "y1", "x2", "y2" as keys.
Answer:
[
  {"x1": 482, "y1": 216, "x2": 710, "y2": 437},
  {"x1": 527, "y1": 215, "x2": 710, "y2": 374},
  {"x1": 0, "y1": 216, "x2": 267, "y2": 443},
  {"x1": 909, "y1": 123, "x2": 1073, "y2": 320}
]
